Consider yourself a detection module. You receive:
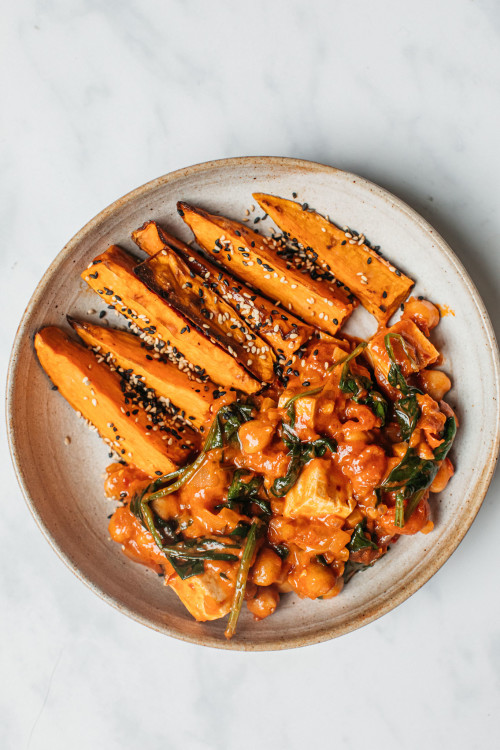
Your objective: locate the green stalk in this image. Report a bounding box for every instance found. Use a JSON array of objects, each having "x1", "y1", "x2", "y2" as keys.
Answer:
[
  {"x1": 224, "y1": 519, "x2": 260, "y2": 639},
  {"x1": 327, "y1": 341, "x2": 367, "y2": 373},
  {"x1": 394, "y1": 493, "x2": 405, "y2": 527},
  {"x1": 283, "y1": 386, "x2": 323, "y2": 412}
]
